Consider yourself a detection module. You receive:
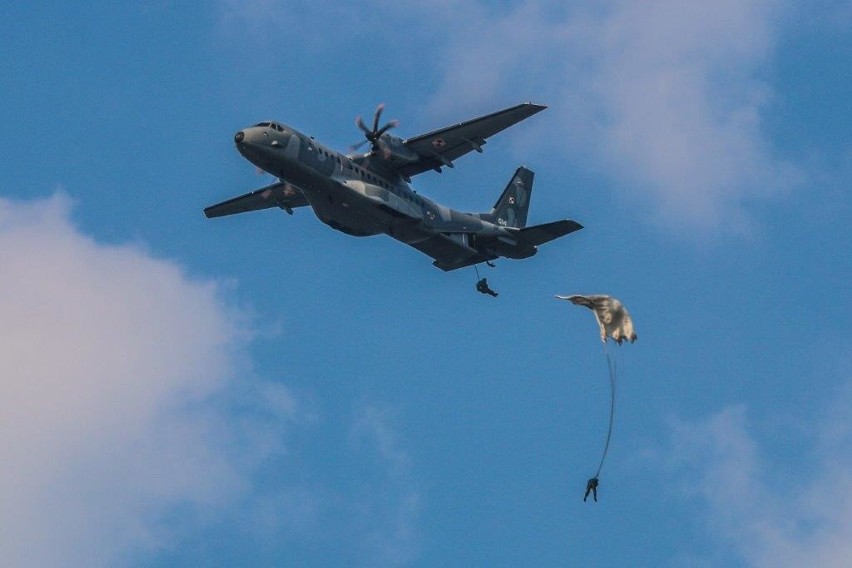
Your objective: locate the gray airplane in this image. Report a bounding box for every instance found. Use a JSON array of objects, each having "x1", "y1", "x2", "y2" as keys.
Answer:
[{"x1": 205, "y1": 102, "x2": 582, "y2": 271}]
